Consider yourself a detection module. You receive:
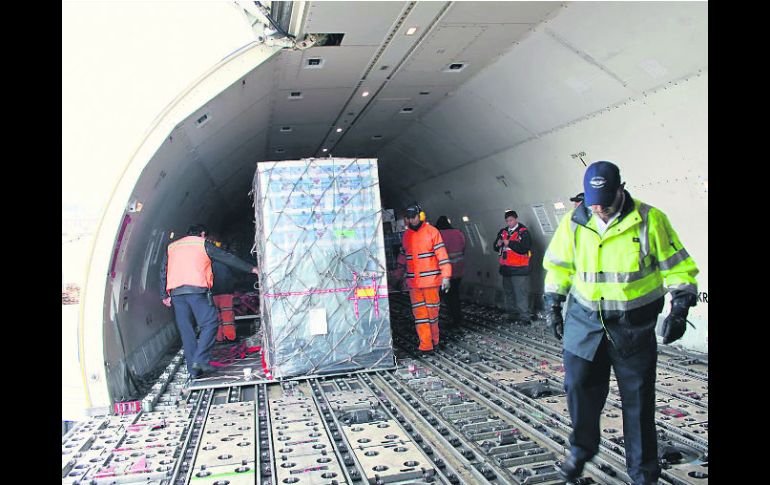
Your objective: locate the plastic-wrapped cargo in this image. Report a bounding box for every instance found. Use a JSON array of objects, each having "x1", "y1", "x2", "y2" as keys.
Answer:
[{"x1": 253, "y1": 158, "x2": 395, "y2": 379}]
